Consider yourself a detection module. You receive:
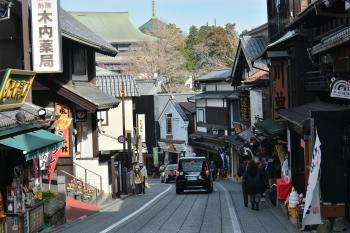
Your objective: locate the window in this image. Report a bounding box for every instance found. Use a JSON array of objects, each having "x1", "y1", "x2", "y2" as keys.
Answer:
[
  {"x1": 166, "y1": 114, "x2": 172, "y2": 135},
  {"x1": 72, "y1": 46, "x2": 87, "y2": 76},
  {"x1": 197, "y1": 108, "x2": 205, "y2": 123},
  {"x1": 117, "y1": 44, "x2": 131, "y2": 52},
  {"x1": 97, "y1": 111, "x2": 108, "y2": 126}
]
